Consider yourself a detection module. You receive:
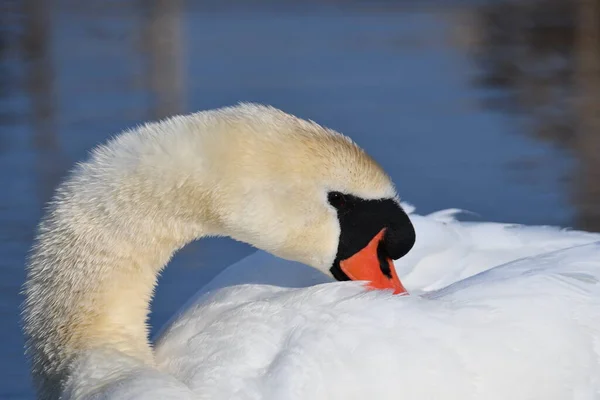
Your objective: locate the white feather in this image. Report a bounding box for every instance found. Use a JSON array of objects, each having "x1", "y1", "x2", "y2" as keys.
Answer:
[{"x1": 148, "y1": 210, "x2": 600, "y2": 400}]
